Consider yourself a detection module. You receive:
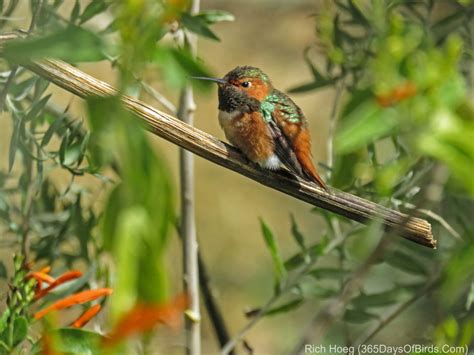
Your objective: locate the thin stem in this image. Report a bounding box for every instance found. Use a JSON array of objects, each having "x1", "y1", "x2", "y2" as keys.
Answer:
[
  {"x1": 221, "y1": 236, "x2": 347, "y2": 354},
  {"x1": 198, "y1": 253, "x2": 233, "y2": 353},
  {"x1": 290, "y1": 237, "x2": 393, "y2": 355},
  {"x1": 326, "y1": 79, "x2": 345, "y2": 178},
  {"x1": 355, "y1": 277, "x2": 440, "y2": 345},
  {"x1": 178, "y1": 1, "x2": 200, "y2": 354}
]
